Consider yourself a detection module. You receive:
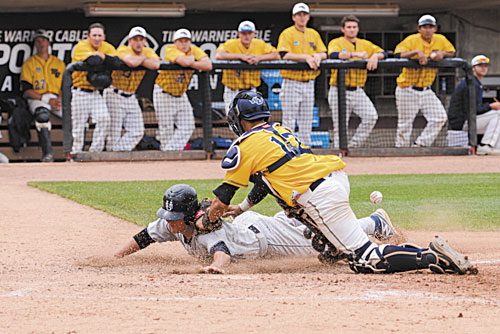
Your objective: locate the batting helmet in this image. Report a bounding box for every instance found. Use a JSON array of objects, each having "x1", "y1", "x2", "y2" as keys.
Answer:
[
  {"x1": 156, "y1": 184, "x2": 199, "y2": 221},
  {"x1": 227, "y1": 90, "x2": 271, "y2": 136}
]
